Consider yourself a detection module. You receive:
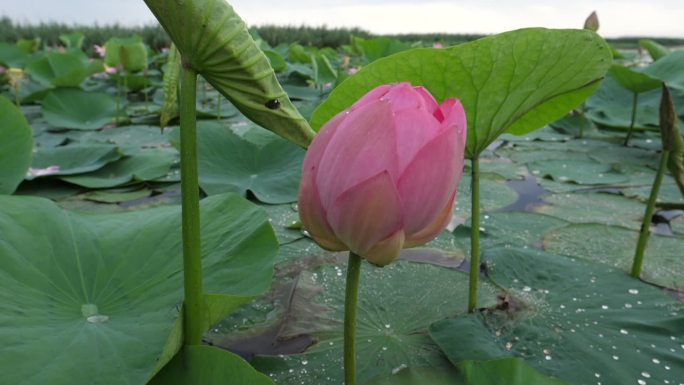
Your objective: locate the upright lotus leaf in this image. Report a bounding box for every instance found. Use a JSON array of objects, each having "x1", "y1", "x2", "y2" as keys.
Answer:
[
  {"x1": 311, "y1": 28, "x2": 612, "y2": 158},
  {"x1": 104, "y1": 36, "x2": 149, "y2": 73},
  {"x1": 608, "y1": 64, "x2": 661, "y2": 94},
  {"x1": 0, "y1": 193, "x2": 278, "y2": 385},
  {"x1": 59, "y1": 32, "x2": 85, "y2": 50},
  {"x1": 0, "y1": 95, "x2": 33, "y2": 194},
  {"x1": 0, "y1": 42, "x2": 28, "y2": 67},
  {"x1": 160, "y1": 44, "x2": 181, "y2": 130},
  {"x1": 25, "y1": 51, "x2": 103, "y2": 88},
  {"x1": 639, "y1": 39, "x2": 670, "y2": 61},
  {"x1": 144, "y1": 0, "x2": 316, "y2": 148},
  {"x1": 642, "y1": 50, "x2": 684, "y2": 92}
]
